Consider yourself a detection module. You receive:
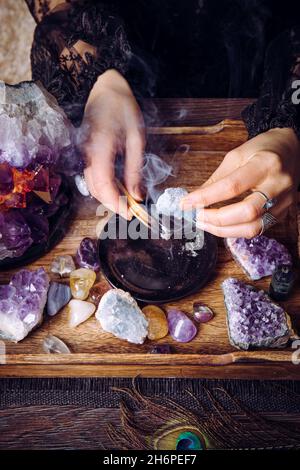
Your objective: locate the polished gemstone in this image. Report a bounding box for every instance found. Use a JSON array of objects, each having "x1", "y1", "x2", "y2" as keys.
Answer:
[
  {"x1": 176, "y1": 432, "x2": 203, "y2": 450},
  {"x1": 0, "y1": 268, "x2": 49, "y2": 342},
  {"x1": 149, "y1": 344, "x2": 172, "y2": 354},
  {"x1": 193, "y1": 302, "x2": 214, "y2": 323},
  {"x1": 142, "y1": 305, "x2": 168, "y2": 340},
  {"x1": 225, "y1": 236, "x2": 292, "y2": 280},
  {"x1": 76, "y1": 237, "x2": 100, "y2": 272},
  {"x1": 222, "y1": 277, "x2": 291, "y2": 350},
  {"x1": 96, "y1": 289, "x2": 148, "y2": 344},
  {"x1": 88, "y1": 280, "x2": 110, "y2": 306},
  {"x1": 167, "y1": 309, "x2": 197, "y2": 343},
  {"x1": 46, "y1": 281, "x2": 72, "y2": 316},
  {"x1": 67, "y1": 299, "x2": 96, "y2": 327},
  {"x1": 43, "y1": 334, "x2": 71, "y2": 354},
  {"x1": 70, "y1": 268, "x2": 96, "y2": 300},
  {"x1": 51, "y1": 255, "x2": 76, "y2": 278}
]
